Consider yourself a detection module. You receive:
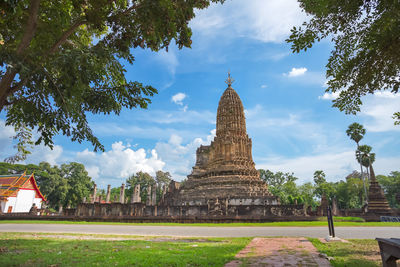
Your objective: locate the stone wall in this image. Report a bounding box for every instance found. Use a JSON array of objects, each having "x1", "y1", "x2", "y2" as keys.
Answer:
[{"x1": 75, "y1": 201, "x2": 306, "y2": 218}]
